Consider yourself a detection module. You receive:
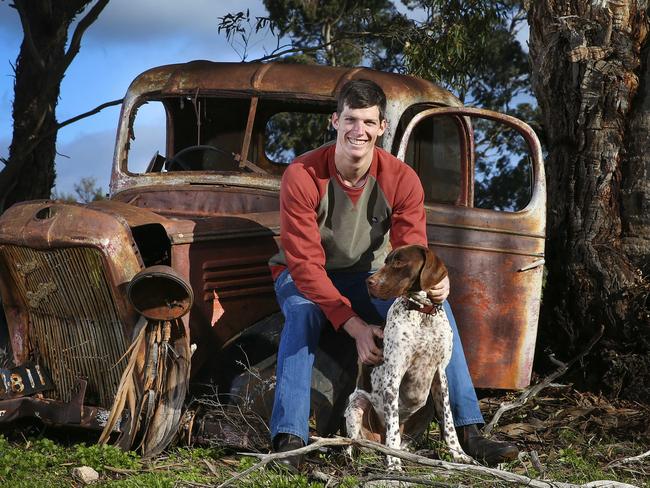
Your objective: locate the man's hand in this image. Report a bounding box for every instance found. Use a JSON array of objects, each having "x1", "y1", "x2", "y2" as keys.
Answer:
[
  {"x1": 428, "y1": 275, "x2": 450, "y2": 303},
  {"x1": 342, "y1": 316, "x2": 384, "y2": 365}
]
